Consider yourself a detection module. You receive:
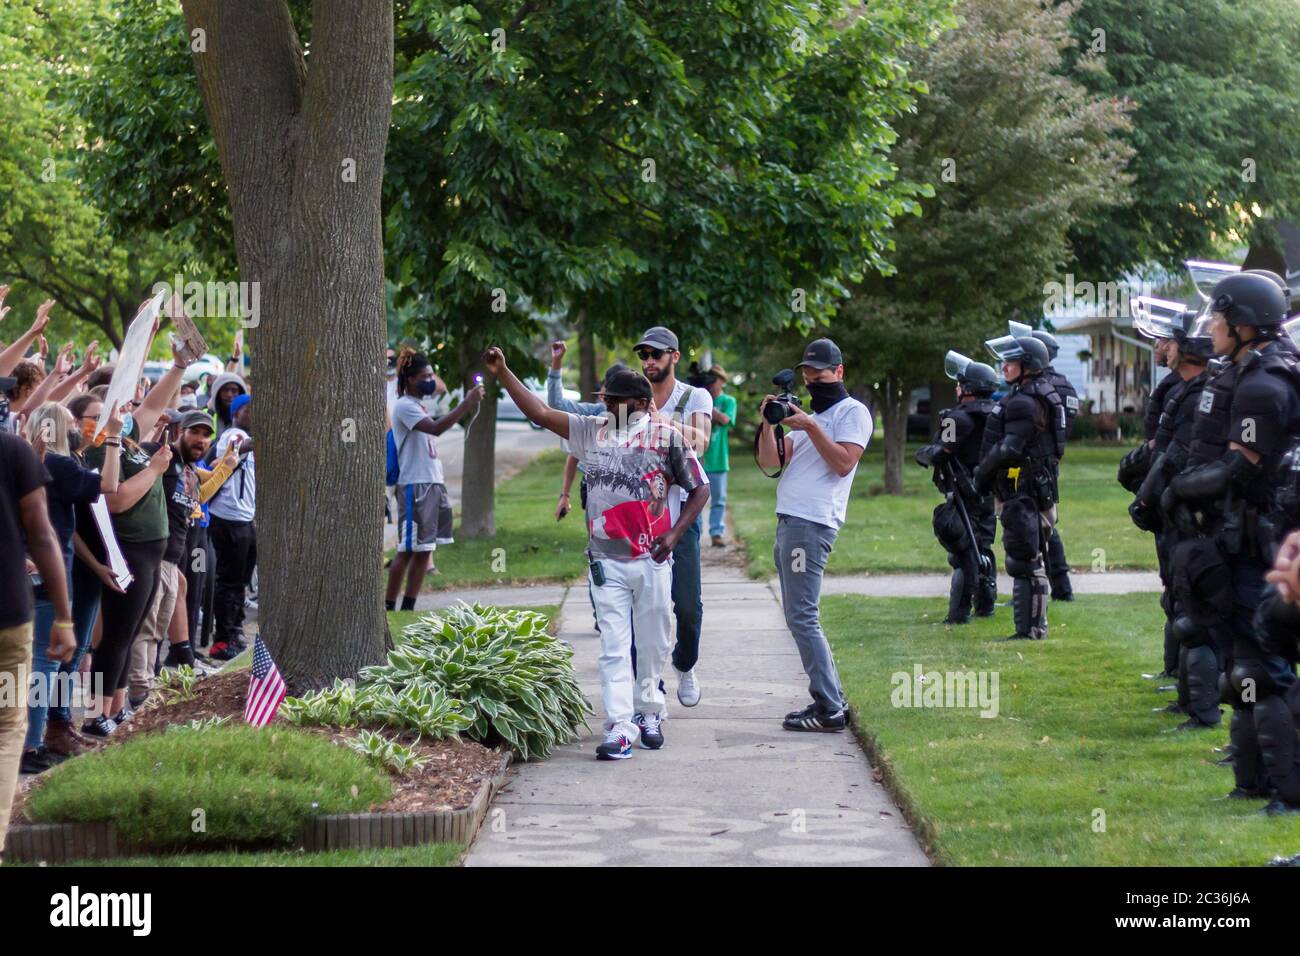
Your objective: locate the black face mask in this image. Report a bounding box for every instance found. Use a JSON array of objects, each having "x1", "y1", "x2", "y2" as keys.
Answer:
[{"x1": 806, "y1": 379, "x2": 848, "y2": 413}]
